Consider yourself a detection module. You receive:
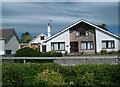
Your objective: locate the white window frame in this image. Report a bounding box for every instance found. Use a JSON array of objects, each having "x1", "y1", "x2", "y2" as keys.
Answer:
[
  {"x1": 51, "y1": 42, "x2": 65, "y2": 51},
  {"x1": 81, "y1": 41, "x2": 94, "y2": 50}
]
